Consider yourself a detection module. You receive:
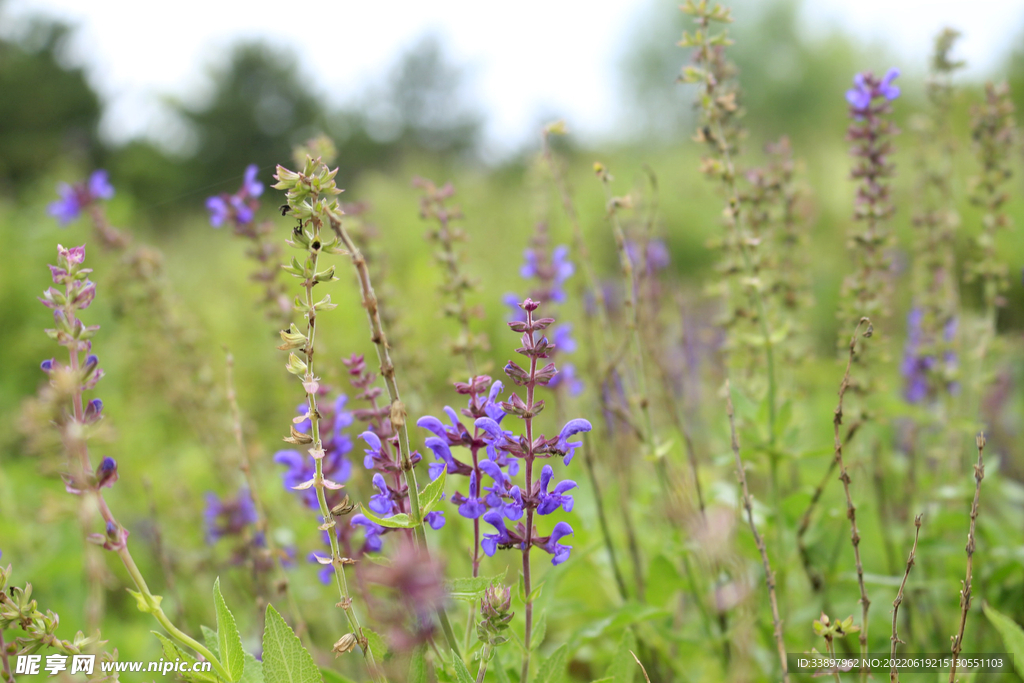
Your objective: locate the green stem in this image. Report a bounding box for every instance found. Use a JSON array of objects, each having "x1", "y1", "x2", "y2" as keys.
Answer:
[
  {"x1": 300, "y1": 227, "x2": 384, "y2": 682},
  {"x1": 330, "y1": 217, "x2": 462, "y2": 658}
]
